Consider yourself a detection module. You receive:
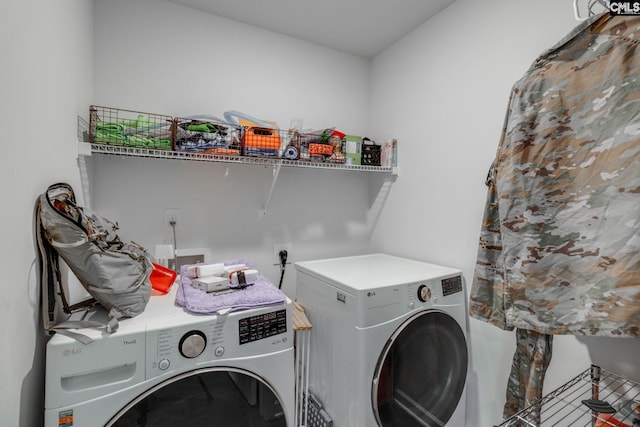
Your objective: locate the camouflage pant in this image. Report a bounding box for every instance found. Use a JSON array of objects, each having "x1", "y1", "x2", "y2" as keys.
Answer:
[{"x1": 503, "y1": 329, "x2": 553, "y2": 426}]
